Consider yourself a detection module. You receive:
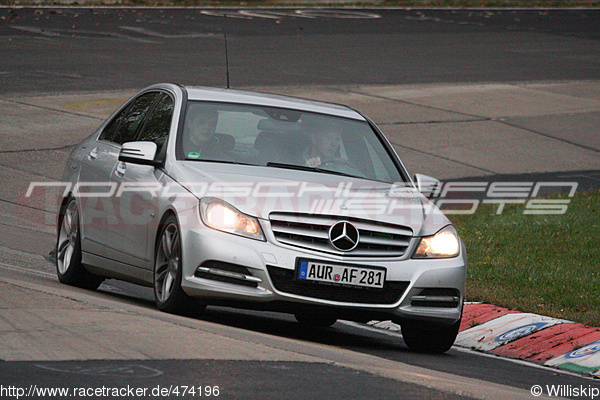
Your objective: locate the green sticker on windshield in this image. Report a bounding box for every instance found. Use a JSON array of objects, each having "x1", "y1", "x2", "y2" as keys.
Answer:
[{"x1": 187, "y1": 151, "x2": 201, "y2": 159}]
